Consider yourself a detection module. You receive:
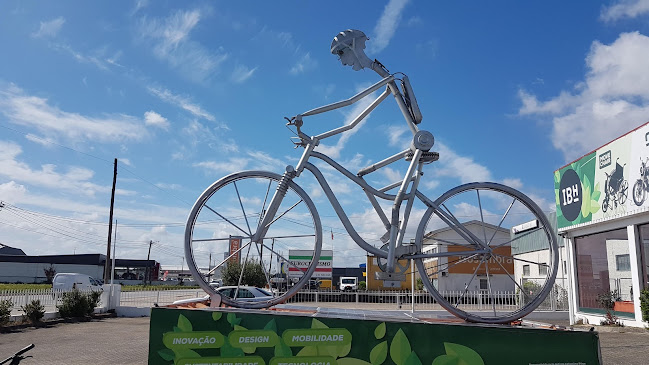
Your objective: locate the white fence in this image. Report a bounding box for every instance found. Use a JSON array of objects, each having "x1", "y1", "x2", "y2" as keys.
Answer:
[
  {"x1": 1, "y1": 287, "x2": 568, "y2": 316},
  {"x1": 281, "y1": 289, "x2": 569, "y2": 311},
  {"x1": 0, "y1": 288, "x2": 99, "y2": 315}
]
